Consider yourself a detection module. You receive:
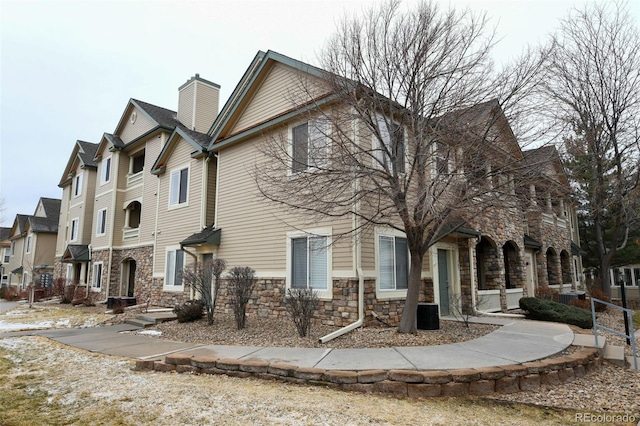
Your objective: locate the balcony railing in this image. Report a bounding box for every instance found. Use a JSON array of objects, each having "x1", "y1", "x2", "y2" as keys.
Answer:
[
  {"x1": 123, "y1": 228, "x2": 139, "y2": 239},
  {"x1": 127, "y1": 171, "x2": 143, "y2": 187}
]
